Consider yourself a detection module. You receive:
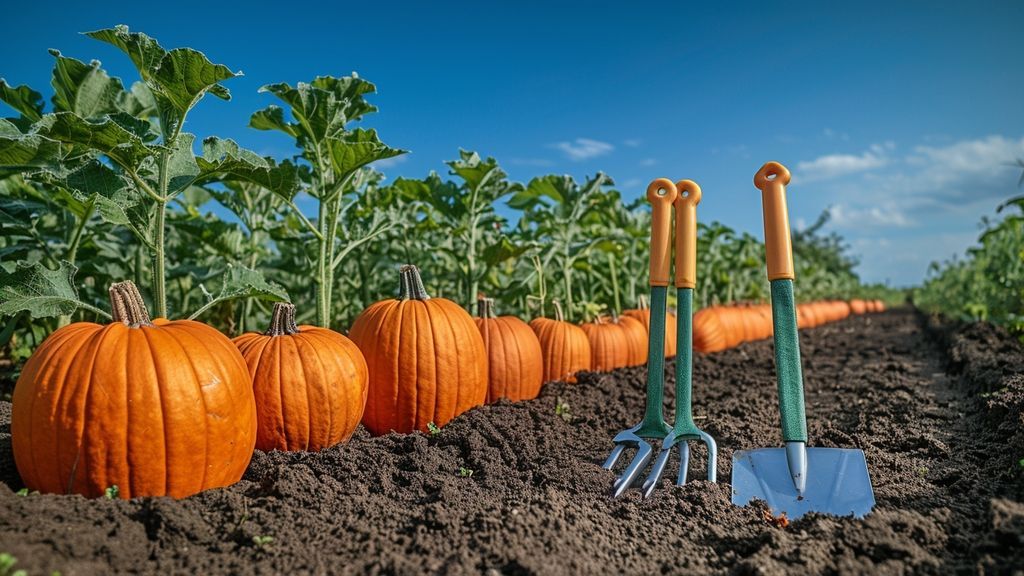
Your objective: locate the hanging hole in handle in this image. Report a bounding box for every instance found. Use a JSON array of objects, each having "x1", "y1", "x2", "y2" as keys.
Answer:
[
  {"x1": 766, "y1": 173, "x2": 777, "y2": 181},
  {"x1": 681, "y1": 190, "x2": 690, "y2": 198},
  {"x1": 657, "y1": 187, "x2": 668, "y2": 197}
]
